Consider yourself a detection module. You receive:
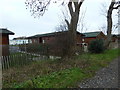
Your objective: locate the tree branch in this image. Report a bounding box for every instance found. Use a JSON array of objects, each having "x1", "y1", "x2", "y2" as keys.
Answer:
[
  {"x1": 25, "y1": 0, "x2": 51, "y2": 17},
  {"x1": 65, "y1": 19, "x2": 69, "y2": 27},
  {"x1": 109, "y1": 0, "x2": 115, "y2": 10},
  {"x1": 68, "y1": 1, "x2": 74, "y2": 16},
  {"x1": 78, "y1": 0, "x2": 84, "y2": 9},
  {"x1": 113, "y1": 5, "x2": 120, "y2": 9},
  {"x1": 73, "y1": 2, "x2": 78, "y2": 9}
]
